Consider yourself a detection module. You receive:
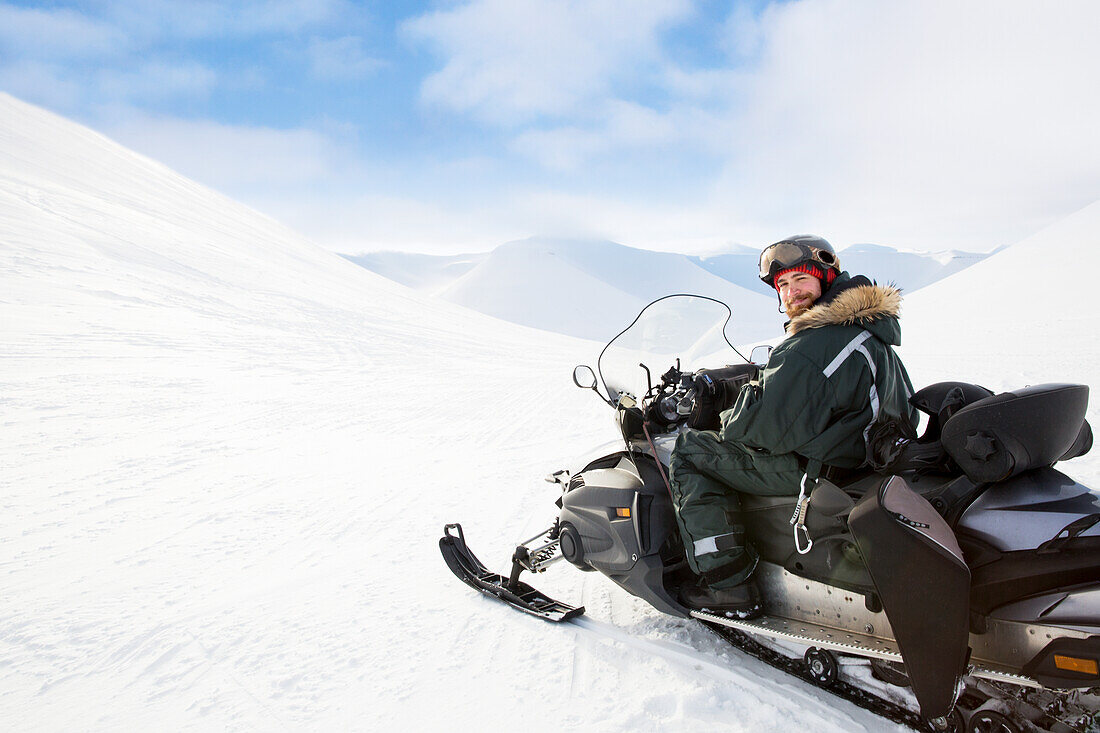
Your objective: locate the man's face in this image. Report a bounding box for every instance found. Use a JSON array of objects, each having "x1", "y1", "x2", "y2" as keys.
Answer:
[{"x1": 776, "y1": 271, "x2": 822, "y2": 318}]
